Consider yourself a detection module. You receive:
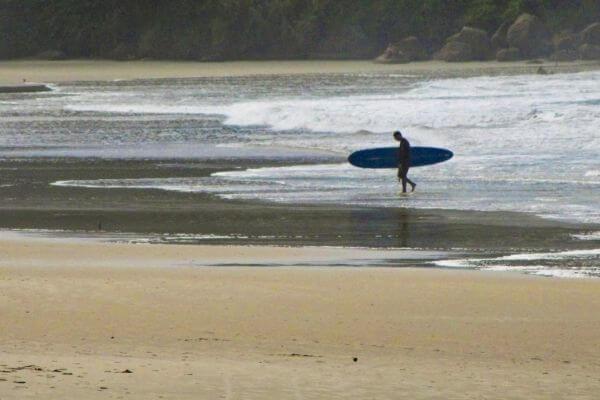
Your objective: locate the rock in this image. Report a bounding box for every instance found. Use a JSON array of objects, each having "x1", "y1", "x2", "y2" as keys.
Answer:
[
  {"x1": 446, "y1": 26, "x2": 491, "y2": 60},
  {"x1": 374, "y1": 36, "x2": 427, "y2": 64},
  {"x1": 536, "y1": 66, "x2": 550, "y2": 75},
  {"x1": 550, "y1": 49, "x2": 577, "y2": 62},
  {"x1": 396, "y1": 36, "x2": 428, "y2": 61},
  {"x1": 34, "y1": 50, "x2": 66, "y2": 60},
  {"x1": 579, "y1": 43, "x2": 600, "y2": 60},
  {"x1": 496, "y1": 47, "x2": 521, "y2": 62},
  {"x1": 434, "y1": 40, "x2": 473, "y2": 62},
  {"x1": 580, "y1": 22, "x2": 600, "y2": 45},
  {"x1": 553, "y1": 31, "x2": 578, "y2": 52},
  {"x1": 374, "y1": 44, "x2": 410, "y2": 64},
  {"x1": 507, "y1": 13, "x2": 551, "y2": 58},
  {"x1": 491, "y1": 21, "x2": 511, "y2": 50}
]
